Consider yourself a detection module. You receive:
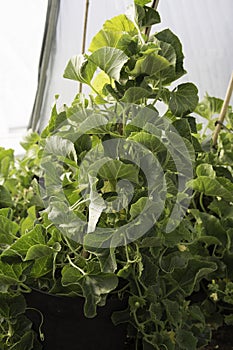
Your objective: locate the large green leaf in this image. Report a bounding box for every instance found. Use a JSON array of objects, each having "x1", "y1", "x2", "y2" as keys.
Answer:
[
  {"x1": 169, "y1": 83, "x2": 199, "y2": 117},
  {"x1": 89, "y1": 47, "x2": 128, "y2": 81},
  {"x1": 130, "y1": 53, "x2": 170, "y2": 77},
  {"x1": 171, "y1": 259, "x2": 217, "y2": 295},
  {"x1": 61, "y1": 266, "x2": 118, "y2": 317},
  {"x1": 176, "y1": 329, "x2": 197, "y2": 350},
  {"x1": 25, "y1": 244, "x2": 53, "y2": 261},
  {"x1": 0, "y1": 261, "x2": 25, "y2": 289},
  {"x1": 89, "y1": 29, "x2": 122, "y2": 52},
  {"x1": 20, "y1": 206, "x2": 37, "y2": 234},
  {"x1": 43, "y1": 135, "x2": 77, "y2": 163},
  {"x1": 188, "y1": 176, "x2": 233, "y2": 202},
  {"x1": 156, "y1": 29, "x2": 186, "y2": 78},
  {"x1": 0, "y1": 148, "x2": 14, "y2": 179},
  {"x1": 0, "y1": 293, "x2": 26, "y2": 319},
  {"x1": 0, "y1": 216, "x2": 18, "y2": 245},
  {"x1": 134, "y1": 0, "x2": 151, "y2": 5},
  {"x1": 0, "y1": 185, "x2": 13, "y2": 208},
  {"x1": 196, "y1": 164, "x2": 216, "y2": 178},
  {"x1": 136, "y1": 5, "x2": 161, "y2": 28},
  {"x1": 121, "y1": 87, "x2": 152, "y2": 103},
  {"x1": 190, "y1": 211, "x2": 227, "y2": 246},
  {"x1": 128, "y1": 131, "x2": 166, "y2": 153},
  {"x1": 130, "y1": 197, "x2": 147, "y2": 219},
  {"x1": 103, "y1": 14, "x2": 137, "y2": 35},
  {"x1": 9, "y1": 330, "x2": 34, "y2": 350},
  {"x1": 84, "y1": 228, "x2": 123, "y2": 250},
  {"x1": 195, "y1": 95, "x2": 223, "y2": 120},
  {"x1": 98, "y1": 159, "x2": 139, "y2": 183},
  {"x1": 29, "y1": 255, "x2": 54, "y2": 278},
  {"x1": 2, "y1": 225, "x2": 45, "y2": 260},
  {"x1": 63, "y1": 54, "x2": 96, "y2": 84}
]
